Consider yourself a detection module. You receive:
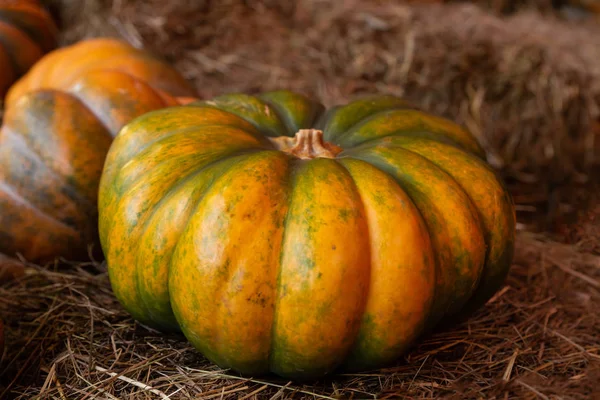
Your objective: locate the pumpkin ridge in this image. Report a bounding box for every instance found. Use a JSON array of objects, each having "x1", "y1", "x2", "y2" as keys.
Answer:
[
  {"x1": 118, "y1": 123, "x2": 270, "y2": 167},
  {"x1": 114, "y1": 138, "x2": 266, "y2": 197},
  {"x1": 319, "y1": 95, "x2": 415, "y2": 142},
  {"x1": 336, "y1": 158, "x2": 436, "y2": 371},
  {"x1": 134, "y1": 152, "x2": 261, "y2": 330},
  {"x1": 267, "y1": 156, "x2": 305, "y2": 369},
  {"x1": 71, "y1": 65, "x2": 186, "y2": 99},
  {"x1": 257, "y1": 91, "x2": 326, "y2": 135},
  {"x1": 206, "y1": 152, "x2": 289, "y2": 371},
  {"x1": 0, "y1": 180, "x2": 80, "y2": 235},
  {"x1": 0, "y1": 6, "x2": 57, "y2": 52},
  {"x1": 97, "y1": 52, "x2": 195, "y2": 97},
  {"x1": 107, "y1": 147, "x2": 264, "y2": 254},
  {"x1": 0, "y1": 19, "x2": 42, "y2": 75},
  {"x1": 268, "y1": 158, "x2": 371, "y2": 379},
  {"x1": 166, "y1": 151, "x2": 290, "y2": 372},
  {"x1": 338, "y1": 130, "x2": 468, "y2": 155},
  {"x1": 346, "y1": 144, "x2": 486, "y2": 326},
  {"x1": 335, "y1": 109, "x2": 485, "y2": 157},
  {"x1": 334, "y1": 158, "x2": 377, "y2": 357},
  {"x1": 194, "y1": 94, "x2": 288, "y2": 137},
  {"x1": 5, "y1": 90, "x2": 113, "y2": 202},
  {"x1": 326, "y1": 107, "x2": 416, "y2": 145},
  {"x1": 2, "y1": 126, "x2": 96, "y2": 213},
  {"x1": 380, "y1": 137, "x2": 515, "y2": 317},
  {"x1": 108, "y1": 153, "x2": 251, "y2": 328},
  {"x1": 61, "y1": 70, "x2": 174, "y2": 137},
  {"x1": 251, "y1": 94, "x2": 295, "y2": 136}
]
